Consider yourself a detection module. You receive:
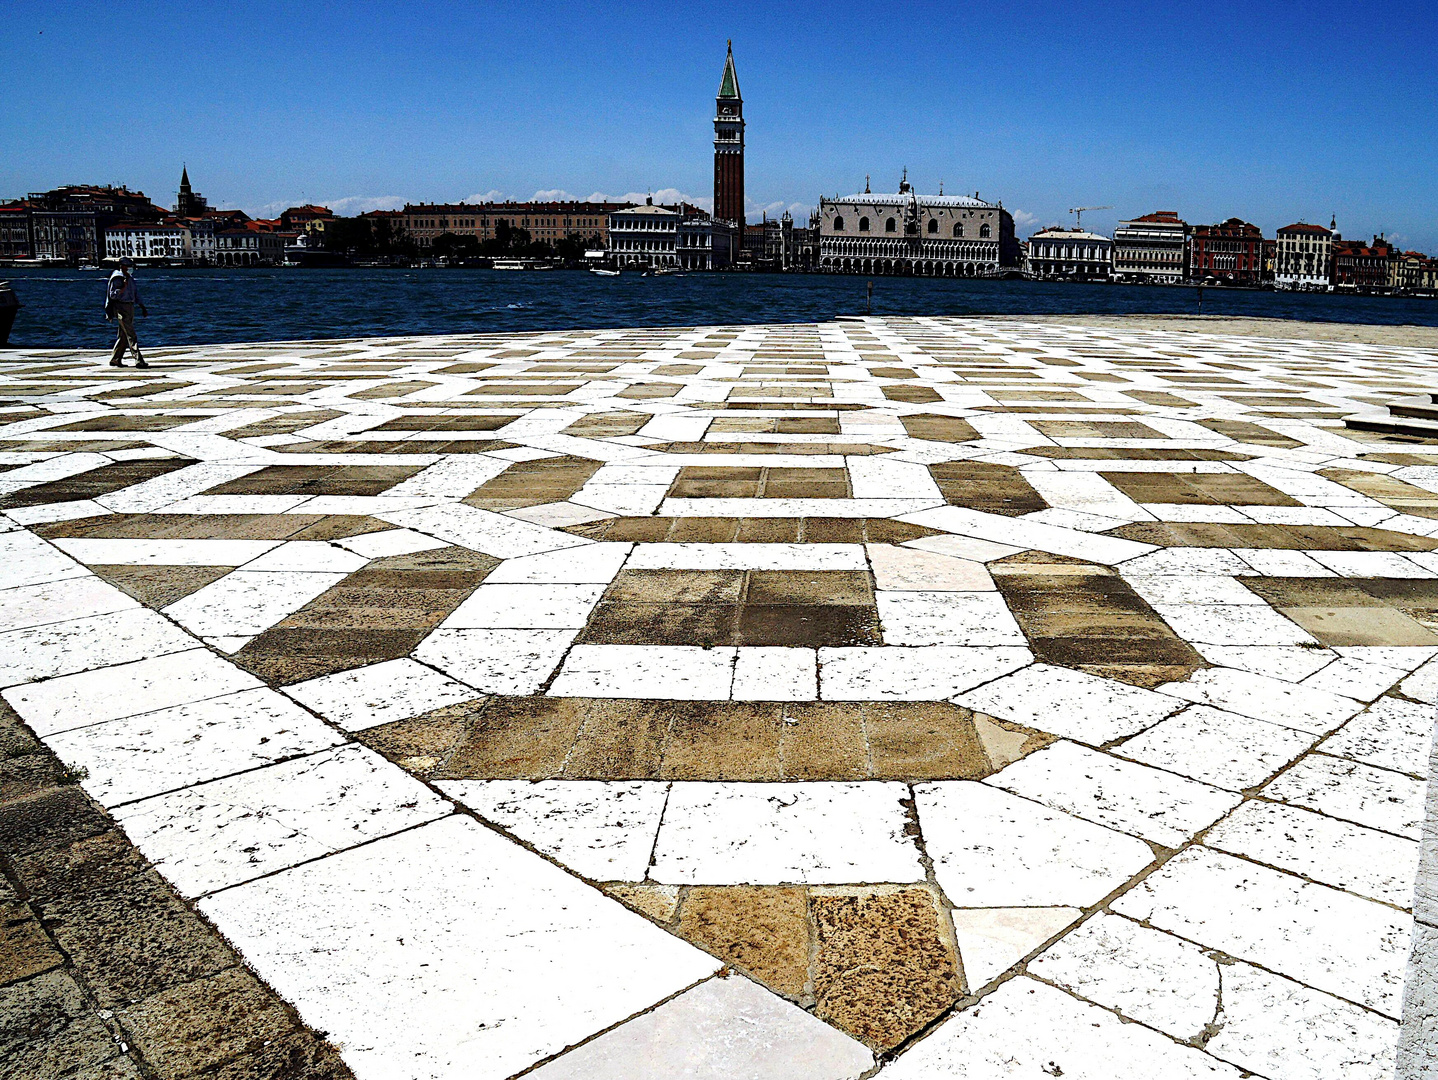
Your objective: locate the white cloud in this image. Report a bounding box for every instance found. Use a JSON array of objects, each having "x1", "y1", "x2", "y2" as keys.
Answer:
[
  {"x1": 1011, "y1": 209, "x2": 1038, "y2": 228},
  {"x1": 612, "y1": 188, "x2": 711, "y2": 211},
  {"x1": 531, "y1": 189, "x2": 579, "y2": 201},
  {"x1": 743, "y1": 199, "x2": 814, "y2": 222},
  {"x1": 463, "y1": 190, "x2": 505, "y2": 204},
  {"x1": 241, "y1": 194, "x2": 407, "y2": 218},
  {"x1": 327, "y1": 195, "x2": 407, "y2": 216},
  {"x1": 240, "y1": 199, "x2": 291, "y2": 219}
]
